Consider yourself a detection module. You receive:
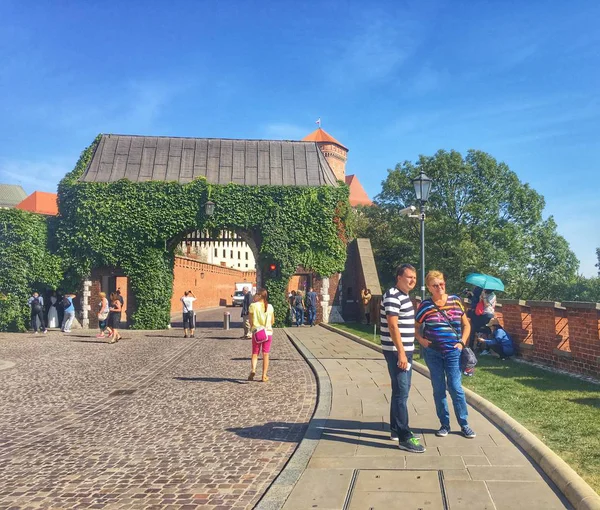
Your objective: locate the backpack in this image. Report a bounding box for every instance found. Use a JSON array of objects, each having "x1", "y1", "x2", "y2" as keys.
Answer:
[
  {"x1": 31, "y1": 297, "x2": 42, "y2": 312},
  {"x1": 62, "y1": 296, "x2": 71, "y2": 308}
]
